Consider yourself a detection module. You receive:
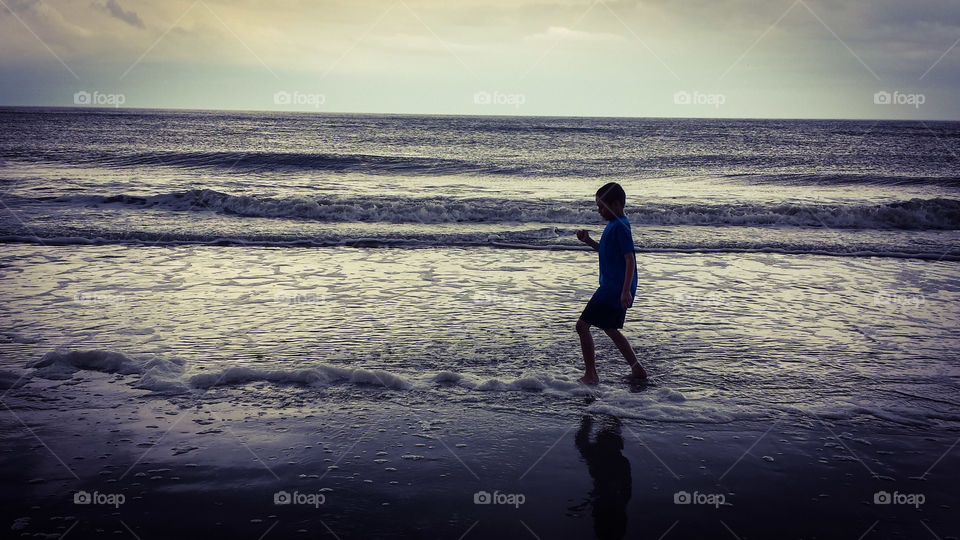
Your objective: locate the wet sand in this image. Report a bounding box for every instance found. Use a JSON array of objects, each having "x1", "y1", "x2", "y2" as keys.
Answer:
[{"x1": 1, "y1": 372, "x2": 956, "y2": 539}]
